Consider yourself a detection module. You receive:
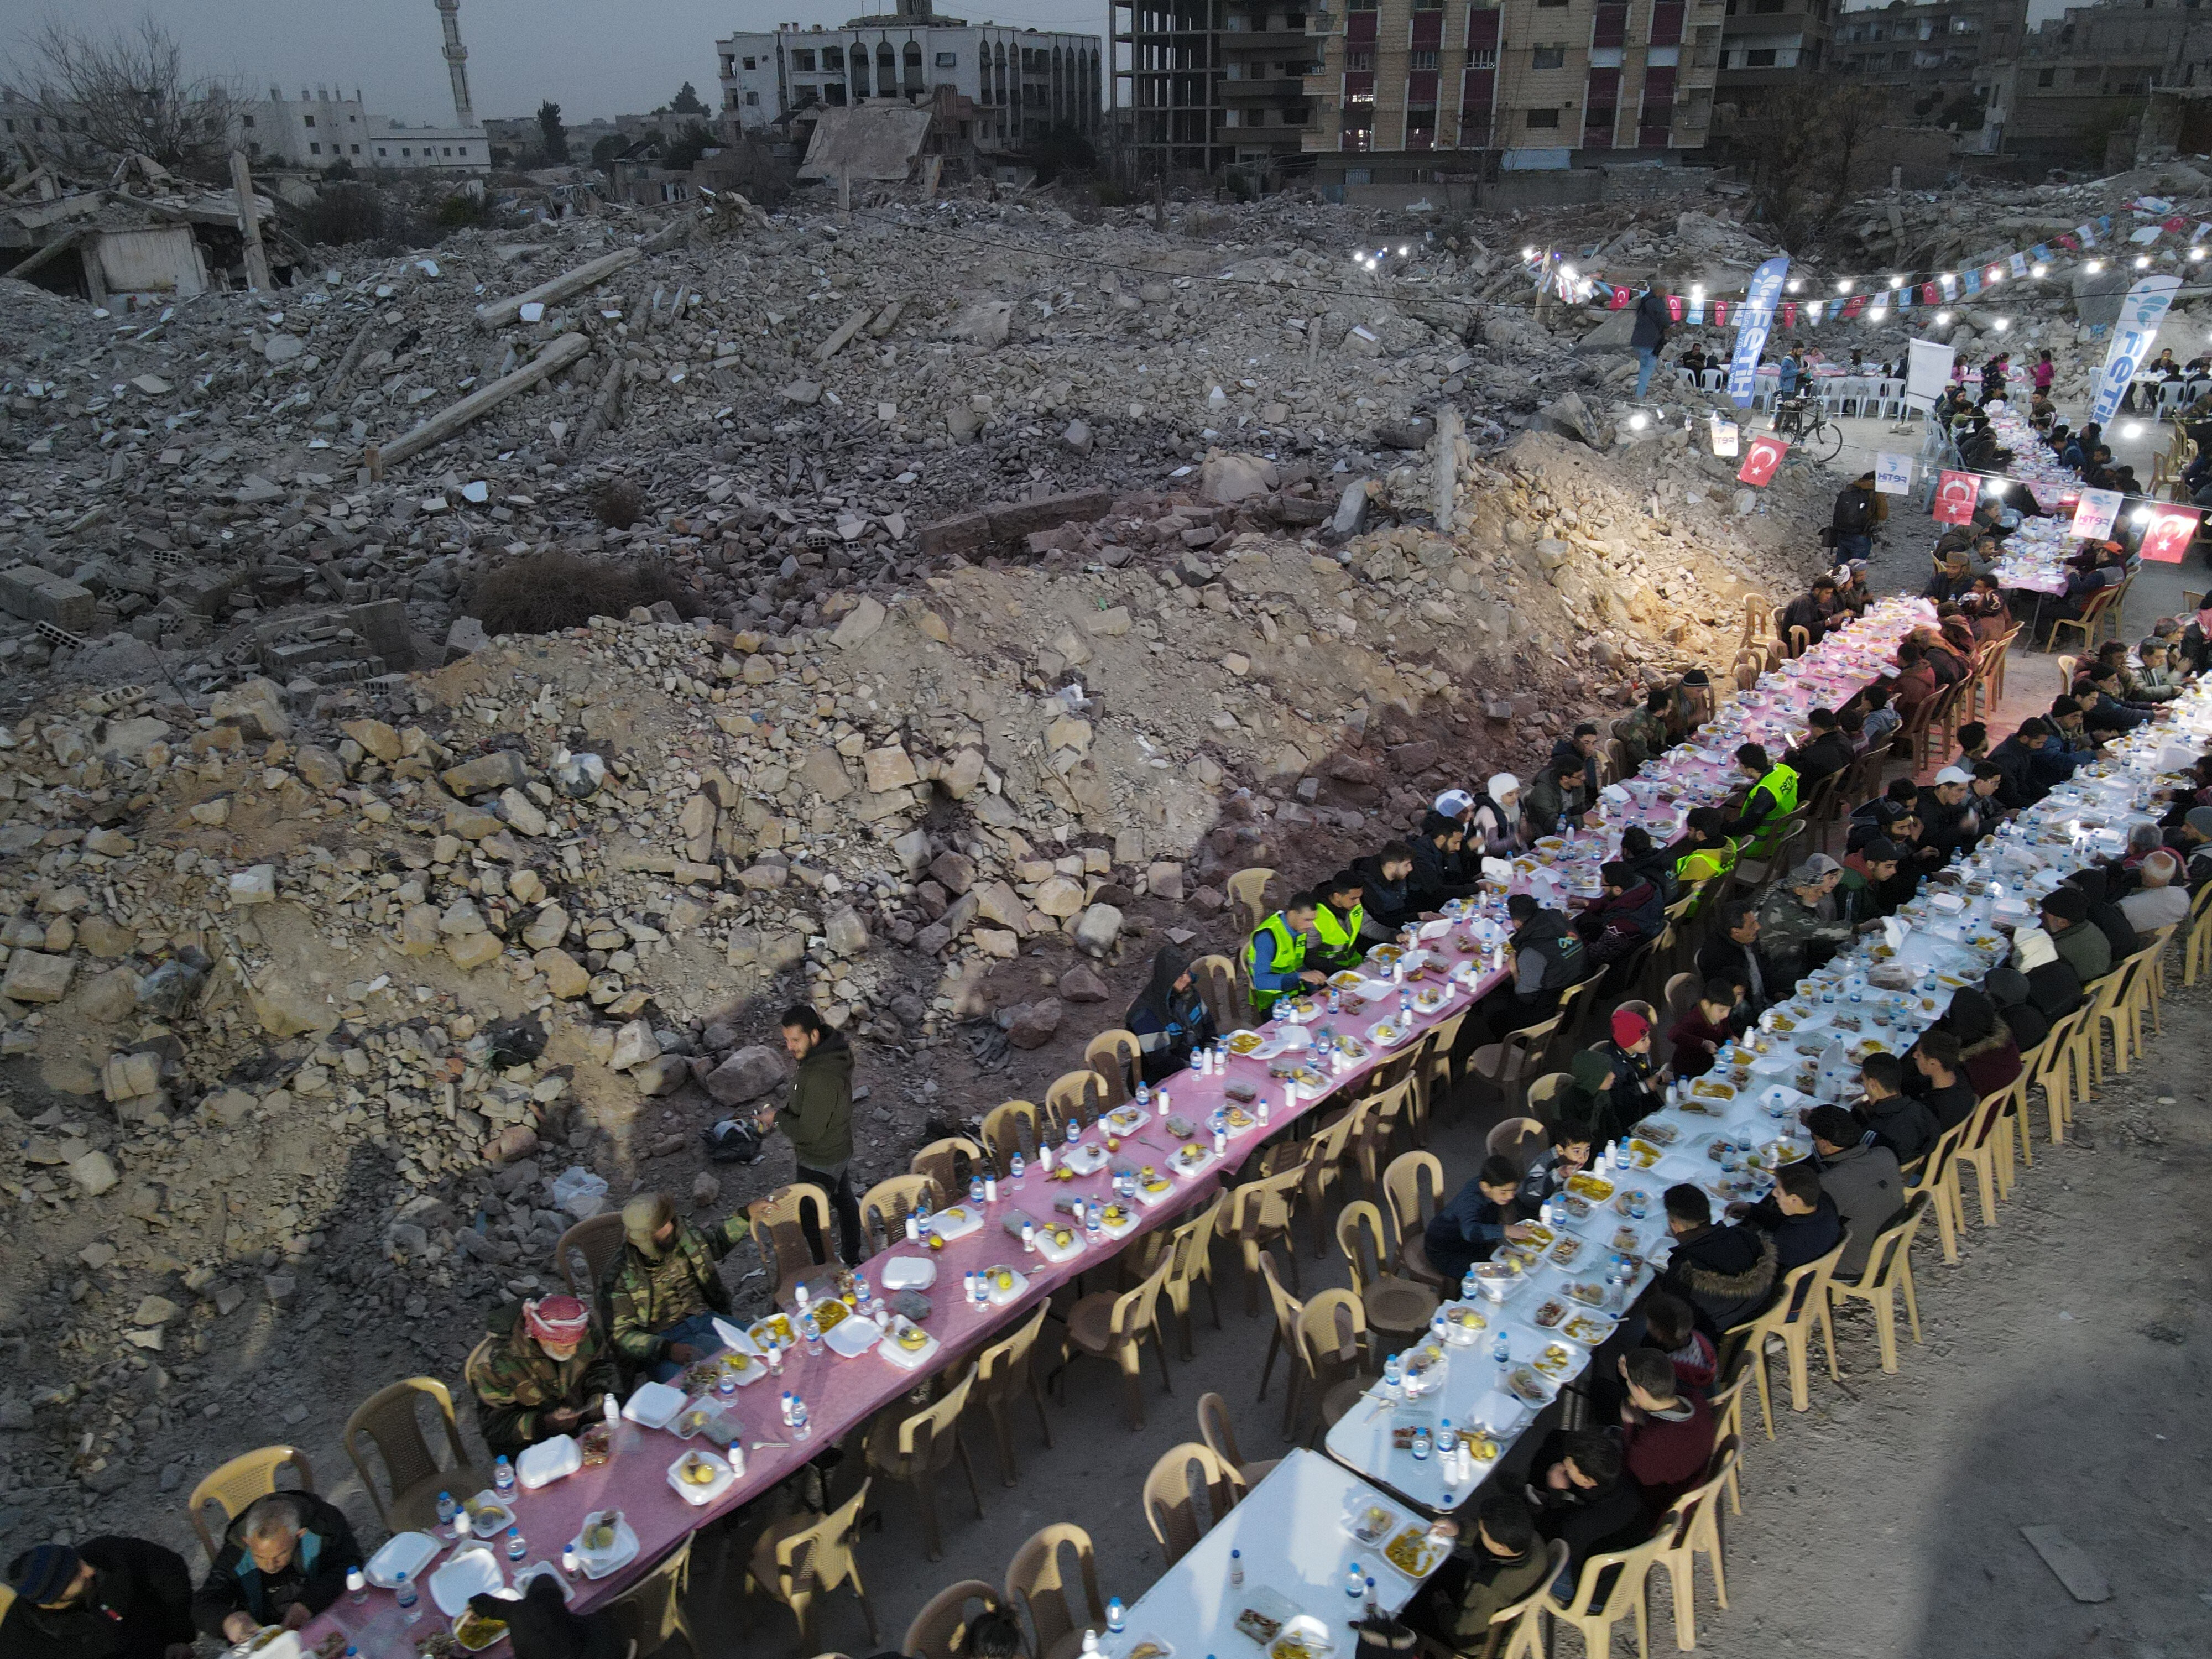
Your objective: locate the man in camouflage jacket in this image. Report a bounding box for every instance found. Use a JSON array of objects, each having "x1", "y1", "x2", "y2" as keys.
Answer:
[
  {"x1": 605, "y1": 1193, "x2": 753, "y2": 1380},
  {"x1": 466, "y1": 1295, "x2": 622, "y2": 1457}
]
